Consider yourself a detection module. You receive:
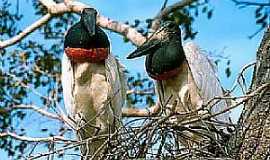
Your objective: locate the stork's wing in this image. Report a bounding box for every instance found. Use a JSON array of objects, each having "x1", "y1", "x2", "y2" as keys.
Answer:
[
  {"x1": 61, "y1": 53, "x2": 75, "y2": 116},
  {"x1": 105, "y1": 54, "x2": 126, "y2": 118},
  {"x1": 183, "y1": 42, "x2": 230, "y2": 123}
]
